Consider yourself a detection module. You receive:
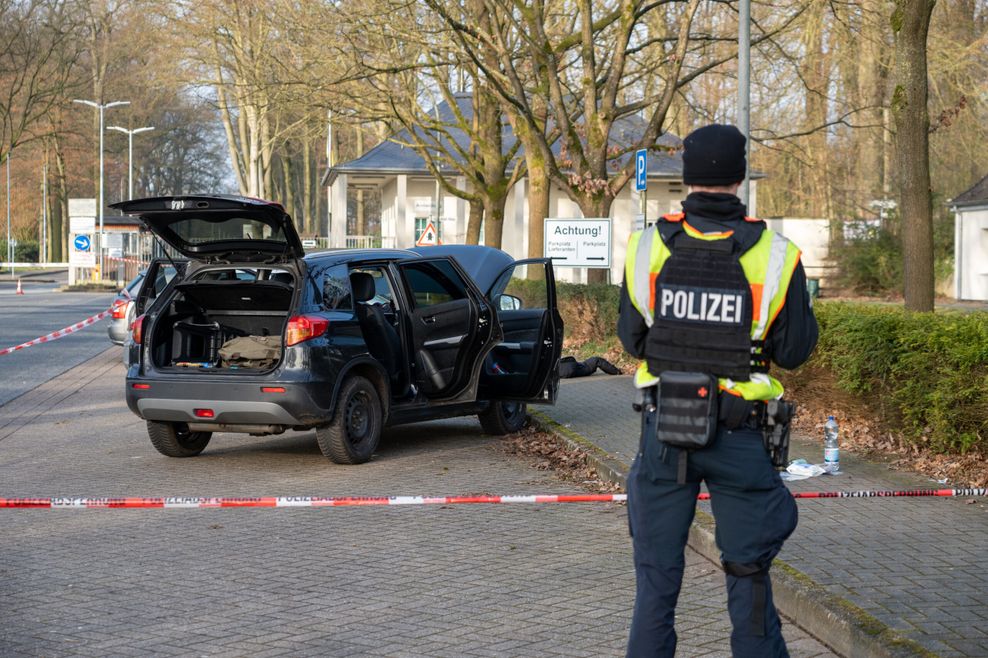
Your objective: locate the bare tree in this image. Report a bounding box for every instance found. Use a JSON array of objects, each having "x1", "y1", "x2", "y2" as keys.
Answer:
[
  {"x1": 427, "y1": 0, "x2": 805, "y2": 282},
  {"x1": 0, "y1": 0, "x2": 84, "y2": 160},
  {"x1": 891, "y1": 0, "x2": 937, "y2": 310}
]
